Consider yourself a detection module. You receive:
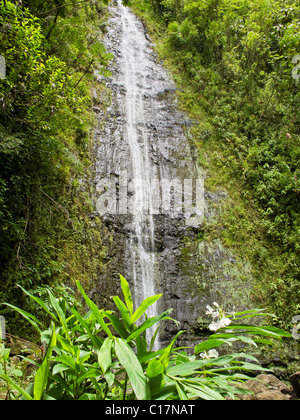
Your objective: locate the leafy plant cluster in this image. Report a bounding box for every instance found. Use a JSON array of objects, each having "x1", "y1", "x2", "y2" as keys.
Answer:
[
  {"x1": 133, "y1": 0, "x2": 300, "y2": 327},
  {"x1": 0, "y1": 276, "x2": 291, "y2": 400},
  {"x1": 0, "y1": 0, "x2": 113, "y2": 328}
]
